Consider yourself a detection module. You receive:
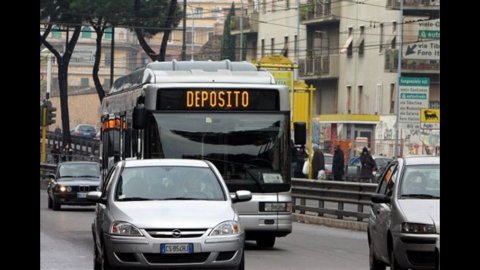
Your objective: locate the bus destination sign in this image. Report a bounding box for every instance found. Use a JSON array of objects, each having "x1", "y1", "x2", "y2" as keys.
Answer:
[{"x1": 156, "y1": 89, "x2": 279, "y2": 111}]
